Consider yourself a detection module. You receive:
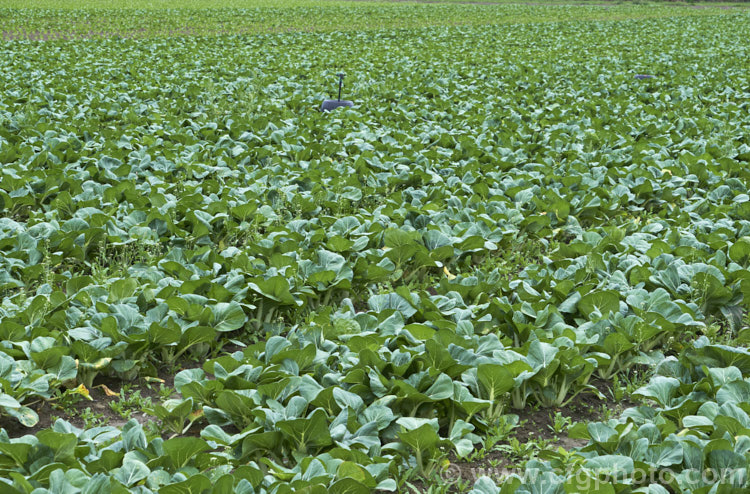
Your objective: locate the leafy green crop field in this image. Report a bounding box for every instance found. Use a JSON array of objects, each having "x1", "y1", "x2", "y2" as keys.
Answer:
[
  {"x1": 2, "y1": 2, "x2": 750, "y2": 493},
  {"x1": 0, "y1": 2, "x2": 744, "y2": 39}
]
